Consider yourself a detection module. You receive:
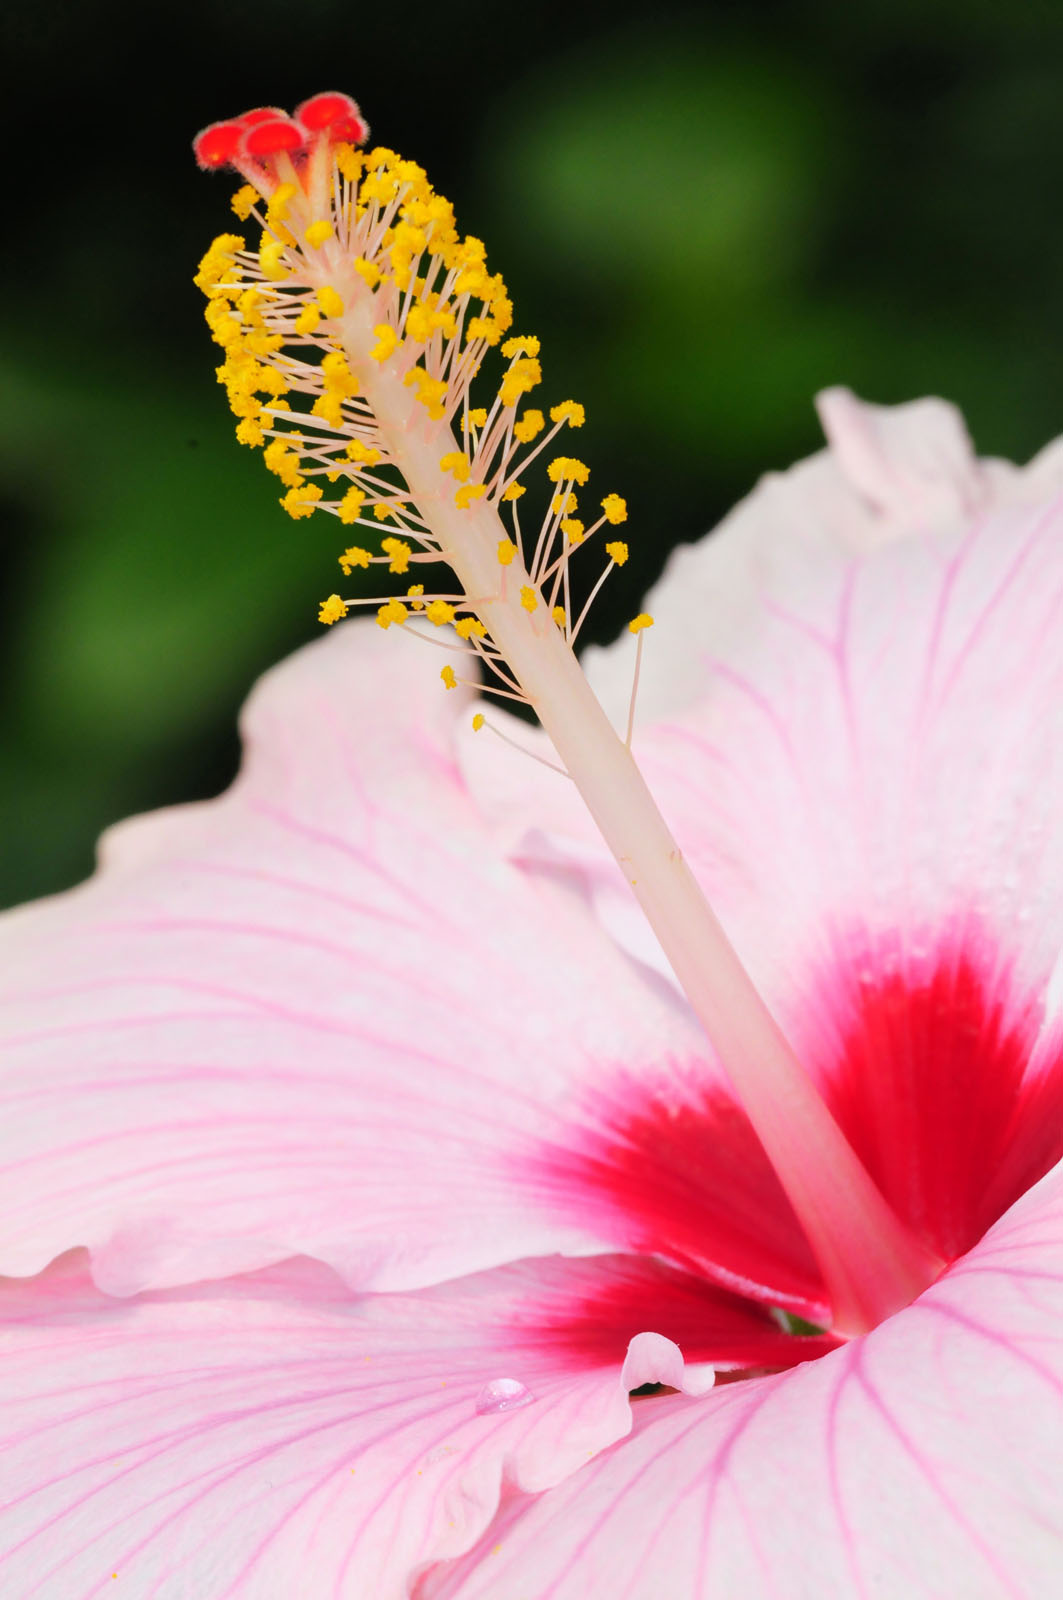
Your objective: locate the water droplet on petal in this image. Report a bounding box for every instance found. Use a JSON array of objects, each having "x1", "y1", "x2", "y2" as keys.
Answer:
[{"x1": 474, "y1": 1377, "x2": 535, "y2": 1415}]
